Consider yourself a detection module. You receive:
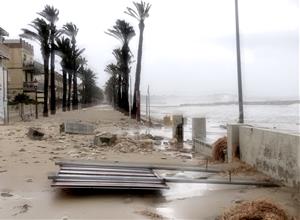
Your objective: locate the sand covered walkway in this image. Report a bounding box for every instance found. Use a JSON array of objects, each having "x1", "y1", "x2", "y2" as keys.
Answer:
[{"x1": 0, "y1": 105, "x2": 299, "y2": 219}]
